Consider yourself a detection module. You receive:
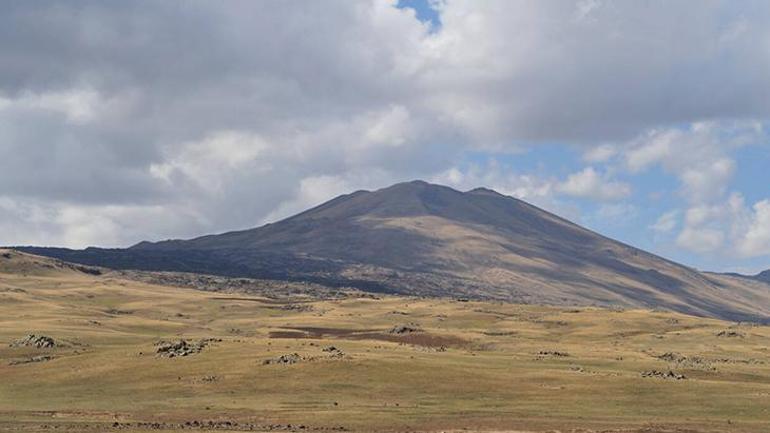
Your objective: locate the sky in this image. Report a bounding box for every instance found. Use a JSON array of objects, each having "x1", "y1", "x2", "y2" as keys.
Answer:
[{"x1": 1, "y1": 0, "x2": 769, "y2": 274}]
